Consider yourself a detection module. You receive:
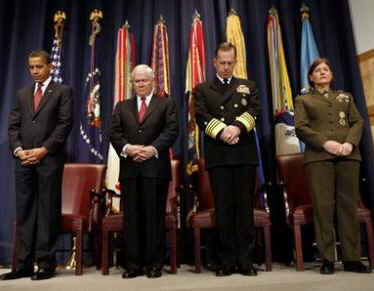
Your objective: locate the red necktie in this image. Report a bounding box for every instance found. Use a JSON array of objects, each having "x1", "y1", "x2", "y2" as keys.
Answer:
[
  {"x1": 138, "y1": 96, "x2": 147, "y2": 123},
  {"x1": 34, "y1": 83, "x2": 43, "y2": 111}
]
